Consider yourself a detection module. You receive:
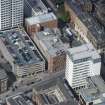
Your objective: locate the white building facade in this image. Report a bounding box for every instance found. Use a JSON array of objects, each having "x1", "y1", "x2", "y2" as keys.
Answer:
[
  {"x1": 65, "y1": 44, "x2": 101, "y2": 90},
  {"x1": 0, "y1": 0, "x2": 24, "y2": 30}
]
